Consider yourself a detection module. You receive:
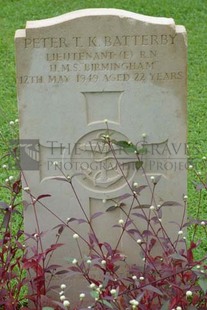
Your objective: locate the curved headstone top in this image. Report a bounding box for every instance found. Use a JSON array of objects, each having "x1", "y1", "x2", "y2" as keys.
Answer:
[{"x1": 25, "y1": 9, "x2": 175, "y2": 27}]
